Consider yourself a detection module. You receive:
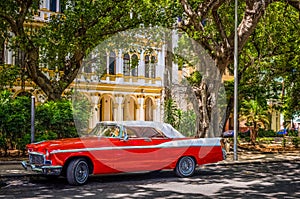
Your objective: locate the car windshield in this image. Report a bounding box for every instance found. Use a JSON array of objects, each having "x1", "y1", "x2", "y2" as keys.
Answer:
[{"x1": 89, "y1": 124, "x2": 120, "y2": 137}]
